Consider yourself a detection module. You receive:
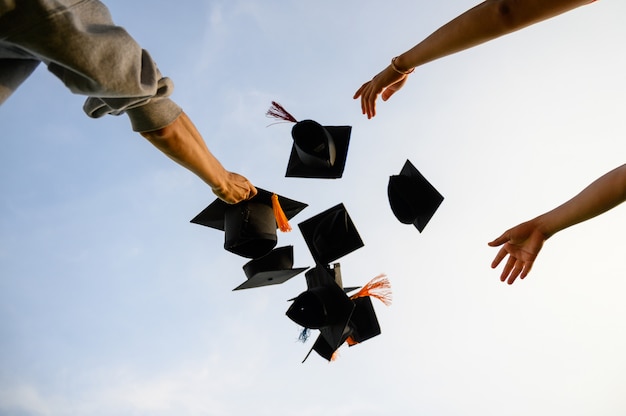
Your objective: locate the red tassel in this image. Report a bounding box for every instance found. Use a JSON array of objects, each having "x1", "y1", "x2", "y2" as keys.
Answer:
[
  {"x1": 266, "y1": 101, "x2": 297, "y2": 123},
  {"x1": 350, "y1": 274, "x2": 392, "y2": 306},
  {"x1": 271, "y1": 193, "x2": 291, "y2": 232}
]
